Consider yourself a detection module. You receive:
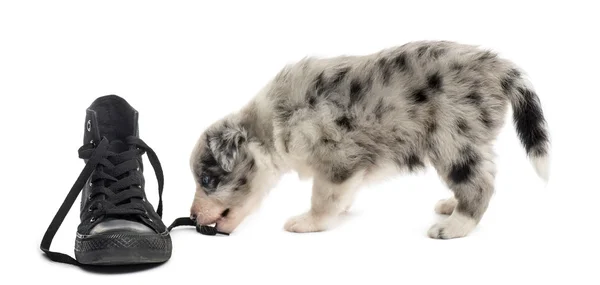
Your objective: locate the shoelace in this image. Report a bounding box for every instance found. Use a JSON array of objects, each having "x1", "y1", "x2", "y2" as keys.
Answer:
[
  {"x1": 81, "y1": 138, "x2": 163, "y2": 221},
  {"x1": 168, "y1": 217, "x2": 230, "y2": 236},
  {"x1": 40, "y1": 136, "x2": 164, "y2": 265}
]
